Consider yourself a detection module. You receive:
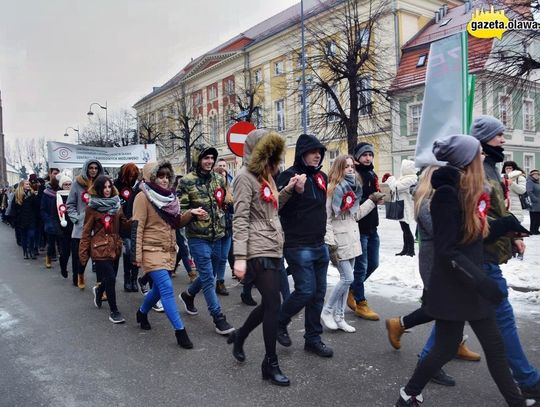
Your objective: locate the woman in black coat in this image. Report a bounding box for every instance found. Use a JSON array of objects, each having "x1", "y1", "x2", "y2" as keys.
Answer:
[
  {"x1": 395, "y1": 135, "x2": 527, "y2": 407},
  {"x1": 12, "y1": 180, "x2": 39, "y2": 259}
]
